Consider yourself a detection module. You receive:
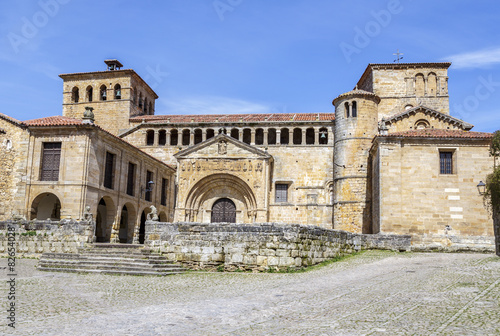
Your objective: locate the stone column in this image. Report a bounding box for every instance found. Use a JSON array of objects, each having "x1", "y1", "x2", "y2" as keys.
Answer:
[
  {"x1": 189, "y1": 129, "x2": 194, "y2": 145},
  {"x1": 314, "y1": 127, "x2": 319, "y2": 145},
  {"x1": 301, "y1": 128, "x2": 306, "y2": 145},
  {"x1": 250, "y1": 130, "x2": 256, "y2": 145},
  {"x1": 276, "y1": 129, "x2": 281, "y2": 145},
  {"x1": 202, "y1": 129, "x2": 207, "y2": 142},
  {"x1": 154, "y1": 130, "x2": 159, "y2": 146},
  {"x1": 348, "y1": 102, "x2": 352, "y2": 117},
  {"x1": 166, "y1": 130, "x2": 171, "y2": 146},
  {"x1": 177, "y1": 131, "x2": 181, "y2": 146},
  {"x1": 263, "y1": 128, "x2": 268, "y2": 146}
]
